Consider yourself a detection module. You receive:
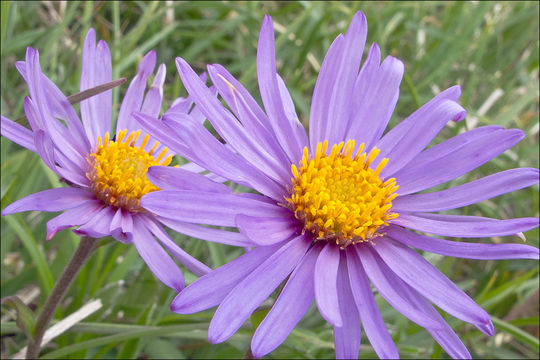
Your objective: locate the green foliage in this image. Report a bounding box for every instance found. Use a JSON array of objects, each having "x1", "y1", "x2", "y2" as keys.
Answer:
[{"x1": 1, "y1": 1, "x2": 538, "y2": 359}]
